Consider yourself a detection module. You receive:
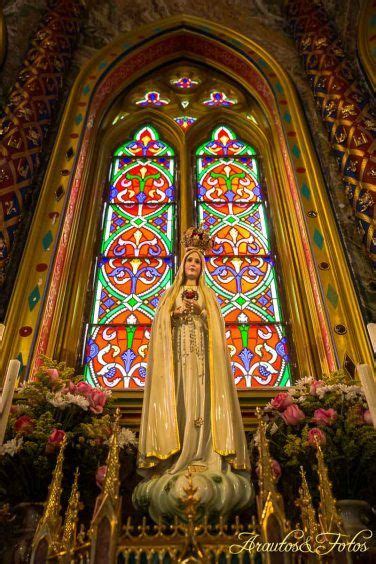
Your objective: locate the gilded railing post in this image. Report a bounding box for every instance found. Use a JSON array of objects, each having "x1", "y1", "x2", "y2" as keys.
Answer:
[
  {"x1": 0, "y1": 0, "x2": 84, "y2": 307},
  {"x1": 60, "y1": 467, "x2": 81, "y2": 562},
  {"x1": 284, "y1": 0, "x2": 376, "y2": 265},
  {"x1": 31, "y1": 436, "x2": 66, "y2": 563},
  {"x1": 255, "y1": 409, "x2": 290, "y2": 563},
  {"x1": 89, "y1": 410, "x2": 121, "y2": 564},
  {"x1": 296, "y1": 466, "x2": 320, "y2": 558},
  {"x1": 315, "y1": 442, "x2": 345, "y2": 536}
]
